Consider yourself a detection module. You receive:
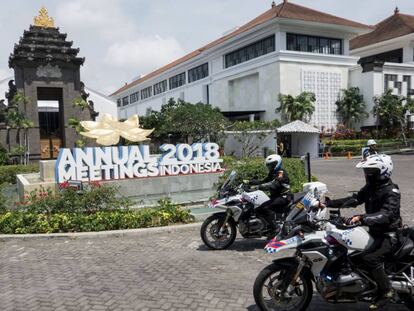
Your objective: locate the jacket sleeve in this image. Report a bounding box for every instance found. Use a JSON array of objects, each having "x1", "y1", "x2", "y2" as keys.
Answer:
[
  {"x1": 362, "y1": 187, "x2": 401, "y2": 226},
  {"x1": 327, "y1": 186, "x2": 366, "y2": 208},
  {"x1": 258, "y1": 170, "x2": 290, "y2": 192},
  {"x1": 249, "y1": 172, "x2": 272, "y2": 185}
]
